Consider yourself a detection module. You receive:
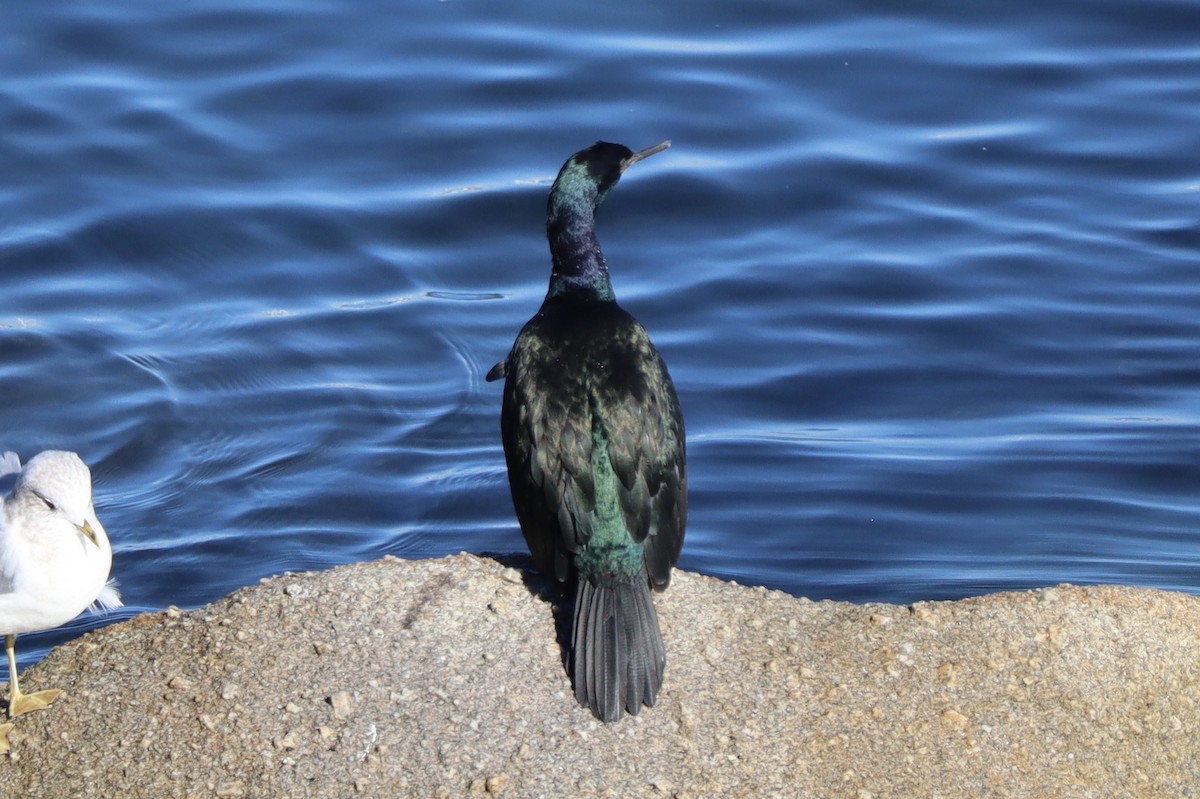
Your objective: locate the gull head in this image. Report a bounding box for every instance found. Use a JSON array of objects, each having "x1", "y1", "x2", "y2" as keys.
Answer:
[{"x1": 9, "y1": 451, "x2": 107, "y2": 548}]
